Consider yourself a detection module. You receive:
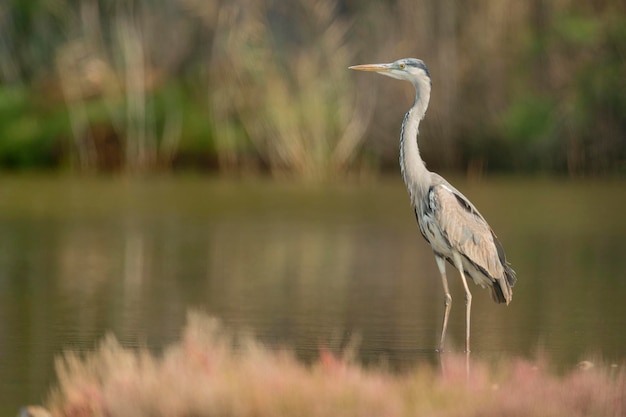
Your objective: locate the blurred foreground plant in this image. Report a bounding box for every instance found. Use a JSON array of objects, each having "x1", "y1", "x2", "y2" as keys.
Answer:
[{"x1": 43, "y1": 312, "x2": 625, "y2": 417}]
